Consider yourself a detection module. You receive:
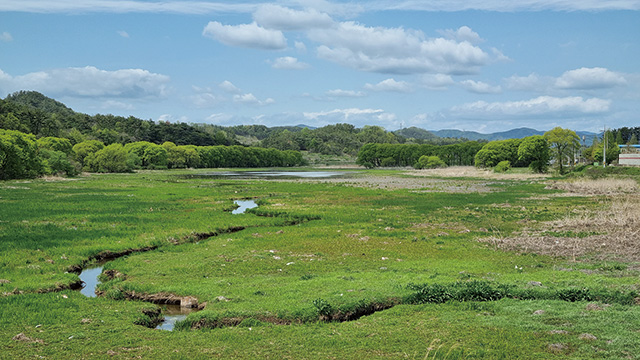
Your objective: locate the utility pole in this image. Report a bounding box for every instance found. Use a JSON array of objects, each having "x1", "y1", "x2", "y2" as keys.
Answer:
[{"x1": 603, "y1": 126, "x2": 606, "y2": 168}]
